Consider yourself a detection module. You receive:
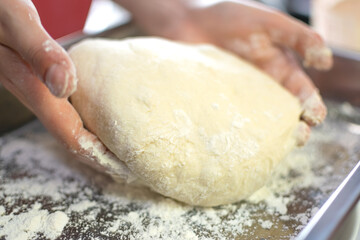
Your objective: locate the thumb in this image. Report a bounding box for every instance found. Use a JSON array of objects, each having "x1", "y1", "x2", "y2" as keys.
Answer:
[{"x1": 0, "y1": 0, "x2": 77, "y2": 98}]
